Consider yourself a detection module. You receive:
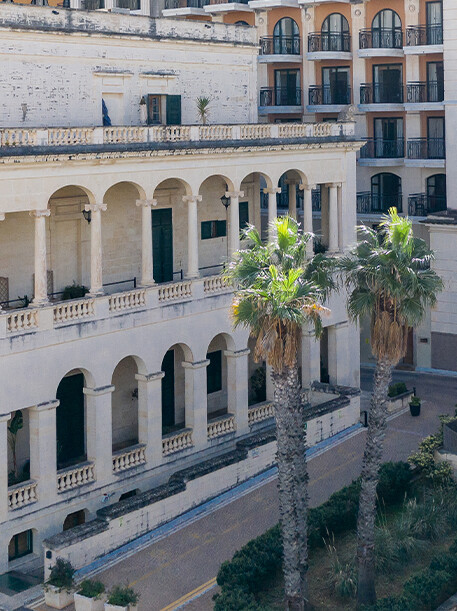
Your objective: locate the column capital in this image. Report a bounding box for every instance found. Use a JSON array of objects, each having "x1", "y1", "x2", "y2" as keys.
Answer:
[
  {"x1": 135, "y1": 371, "x2": 165, "y2": 382},
  {"x1": 85, "y1": 202, "x2": 107, "y2": 213},
  {"x1": 182, "y1": 195, "x2": 202, "y2": 204},
  {"x1": 224, "y1": 348, "x2": 250, "y2": 359},
  {"x1": 83, "y1": 384, "x2": 115, "y2": 397},
  {"x1": 30, "y1": 399, "x2": 60, "y2": 413},
  {"x1": 285, "y1": 179, "x2": 300, "y2": 187},
  {"x1": 136, "y1": 199, "x2": 157, "y2": 209},
  {"x1": 299, "y1": 183, "x2": 315, "y2": 191},
  {"x1": 328, "y1": 182, "x2": 342, "y2": 189},
  {"x1": 0, "y1": 213, "x2": 5, "y2": 221},
  {"x1": 225, "y1": 191, "x2": 244, "y2": 199},
  {"x1": 29, "y1": 209, "x2": 50, "y2": 218},
  {"x1": 182, "y1": 359, "x2": 210, "y2": 370},
  {"x1": 263, "y1": 187, "x2": 281, "y2": 195}
]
